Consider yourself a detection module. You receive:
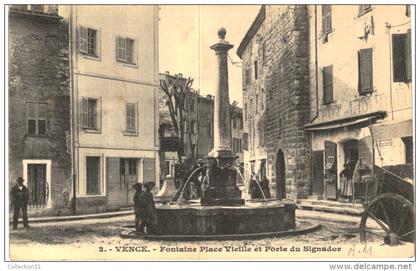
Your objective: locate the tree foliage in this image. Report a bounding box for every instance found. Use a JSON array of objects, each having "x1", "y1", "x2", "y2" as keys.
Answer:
[{"x1": 159, "y1": 73, "x2": 196, "y2": 164}]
